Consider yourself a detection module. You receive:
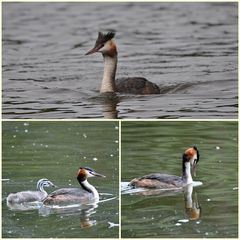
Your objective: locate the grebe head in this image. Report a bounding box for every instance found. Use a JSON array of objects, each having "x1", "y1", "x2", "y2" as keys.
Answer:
[
  {"x1": 77, "y1": 167, "x2": 106, "y2": 182},
  {"x1": 182, "y1": 146, "x2": 200, "y2": 177},
  {"x1": 85, "y1": 31, "x2": 117, "y2": 57},
  {"x1": 37, "y1": 178, "x2": 56, "y2": 191}
]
